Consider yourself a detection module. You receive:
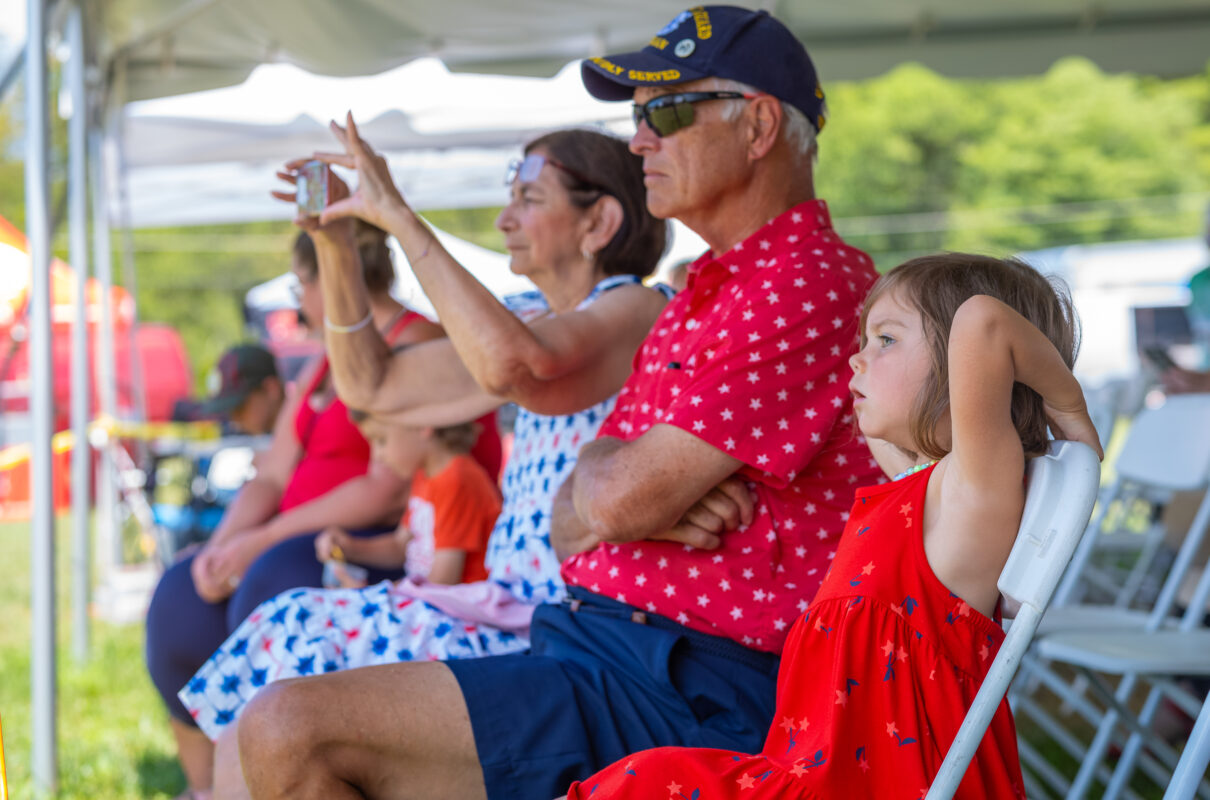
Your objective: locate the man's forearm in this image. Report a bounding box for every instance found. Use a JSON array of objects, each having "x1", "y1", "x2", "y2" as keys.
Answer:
[
  {"x1": 551, "y1": 474, "x2": 601, "y2": 562},
  {"x1": 570, "y1": 437, "x2": 682, "y2": 544}
]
